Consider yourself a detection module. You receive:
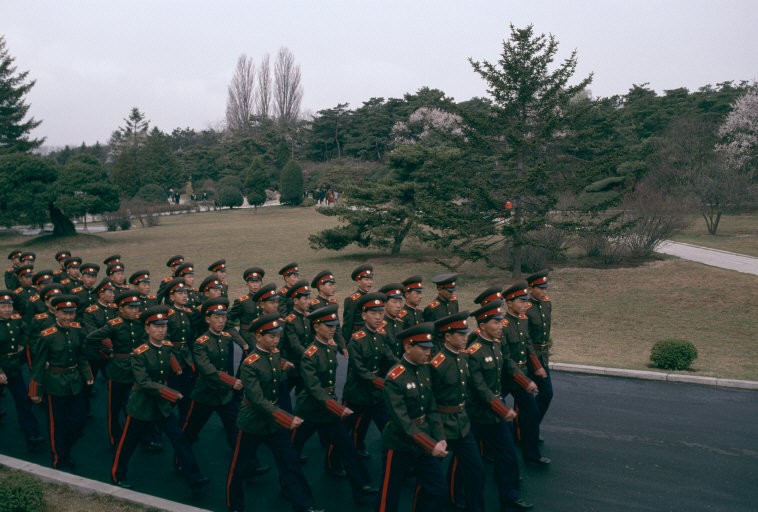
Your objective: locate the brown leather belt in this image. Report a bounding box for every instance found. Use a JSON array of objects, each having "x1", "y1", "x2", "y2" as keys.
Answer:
[
  {"x1": 113, "y1": 353, "x2": 131, "y2": 360},
  {"x1": 411, "y1": 415, "x2": 427, "y2": 425},
  {"x1": 532, "y1": 343, "x2": 549, "y2": 349},
  {"x1": 437, "y1": 404, "x2": 464, "y2": 413},
  {"x1": 49, "y1": 365, "x2": 77, "y2": 375}
]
